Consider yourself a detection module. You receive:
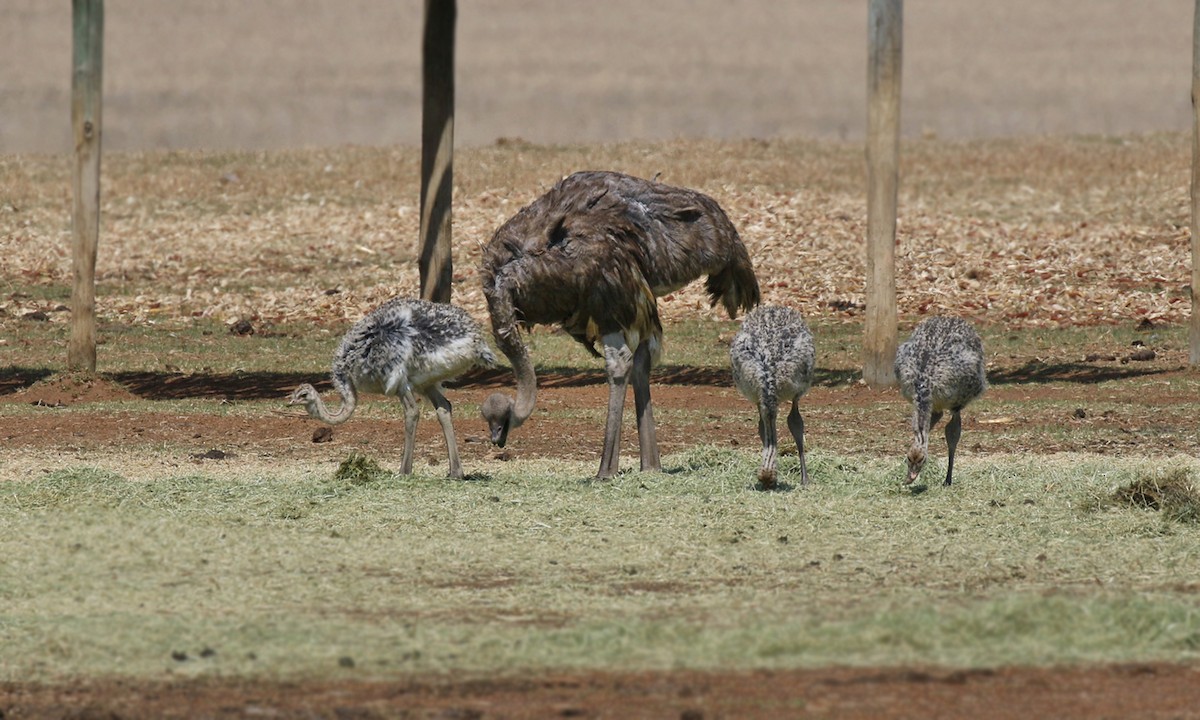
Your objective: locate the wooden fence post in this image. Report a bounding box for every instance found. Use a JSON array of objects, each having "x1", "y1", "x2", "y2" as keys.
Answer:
[
  {"x1": 69, "y1": 0, "x2": 104, "y2": 373},
  {"x1": 419, "y1": 0, "x2": 456, "y2": 304},
  {"x1": 1191, "y1": 0, "x2": 1200, "y2": 366},
  {"x1": 863, "y1": 0, "x2": 902, "y2": 387}
]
